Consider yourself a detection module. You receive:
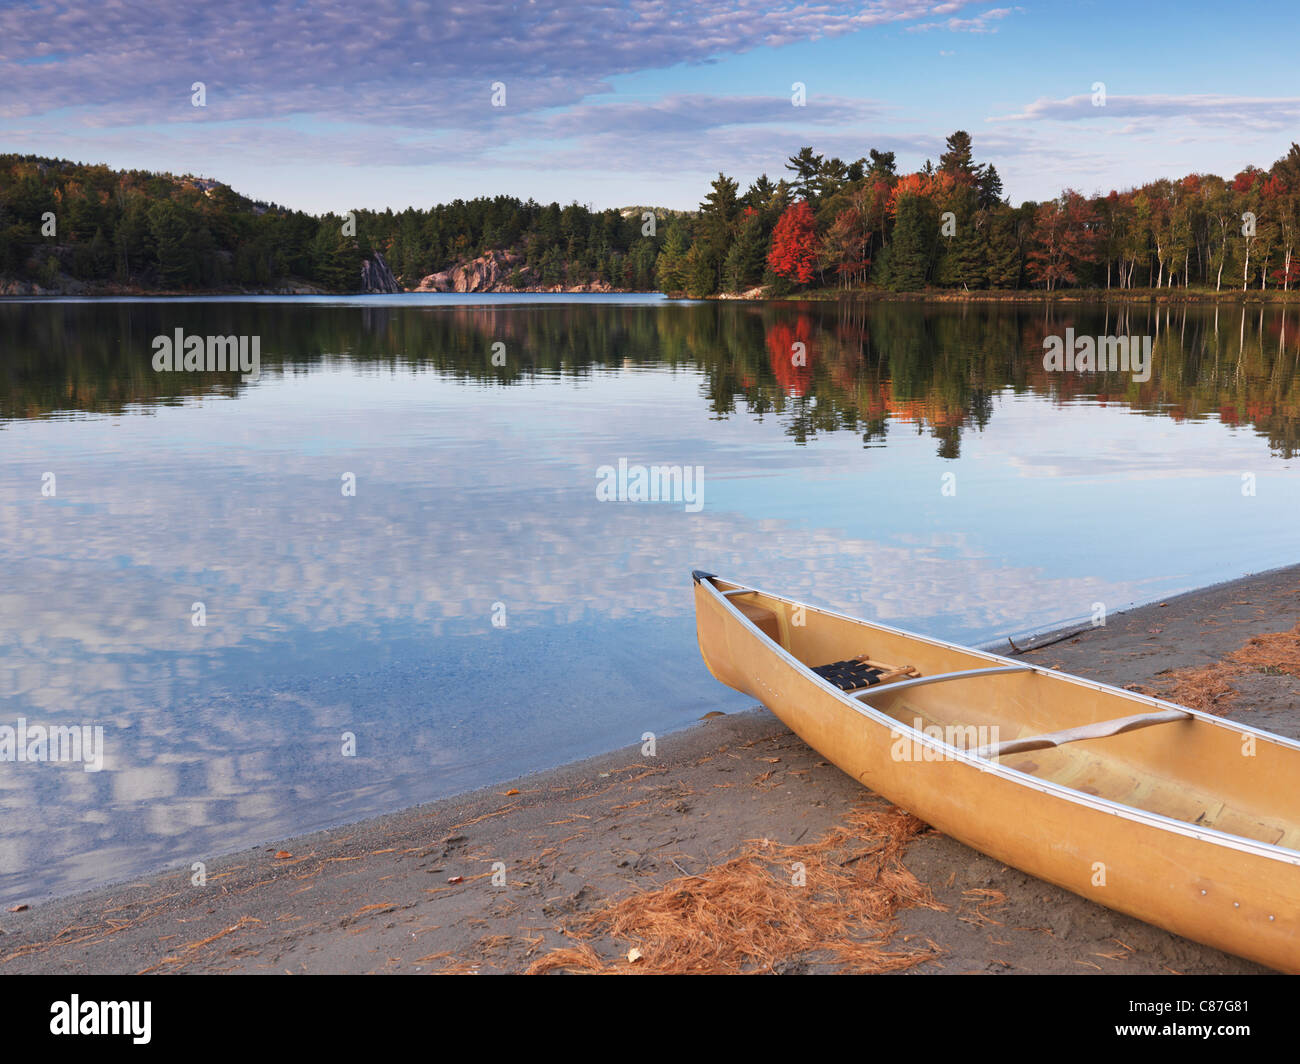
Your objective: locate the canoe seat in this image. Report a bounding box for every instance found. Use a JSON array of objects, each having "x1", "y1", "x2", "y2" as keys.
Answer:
[
  {"x1": 735, "y1": 599, "x2": 782, "y2": 644},
  {"x1": 813, "y1": 656, "x2": 919, "y2": 692}
]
